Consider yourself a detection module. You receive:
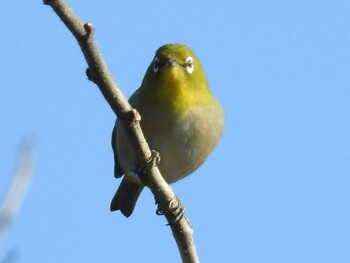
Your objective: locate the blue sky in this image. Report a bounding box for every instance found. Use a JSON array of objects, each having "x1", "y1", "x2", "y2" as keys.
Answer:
[{"x1": 1, "y1": 1, "x2": 349, "y2": 262}]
